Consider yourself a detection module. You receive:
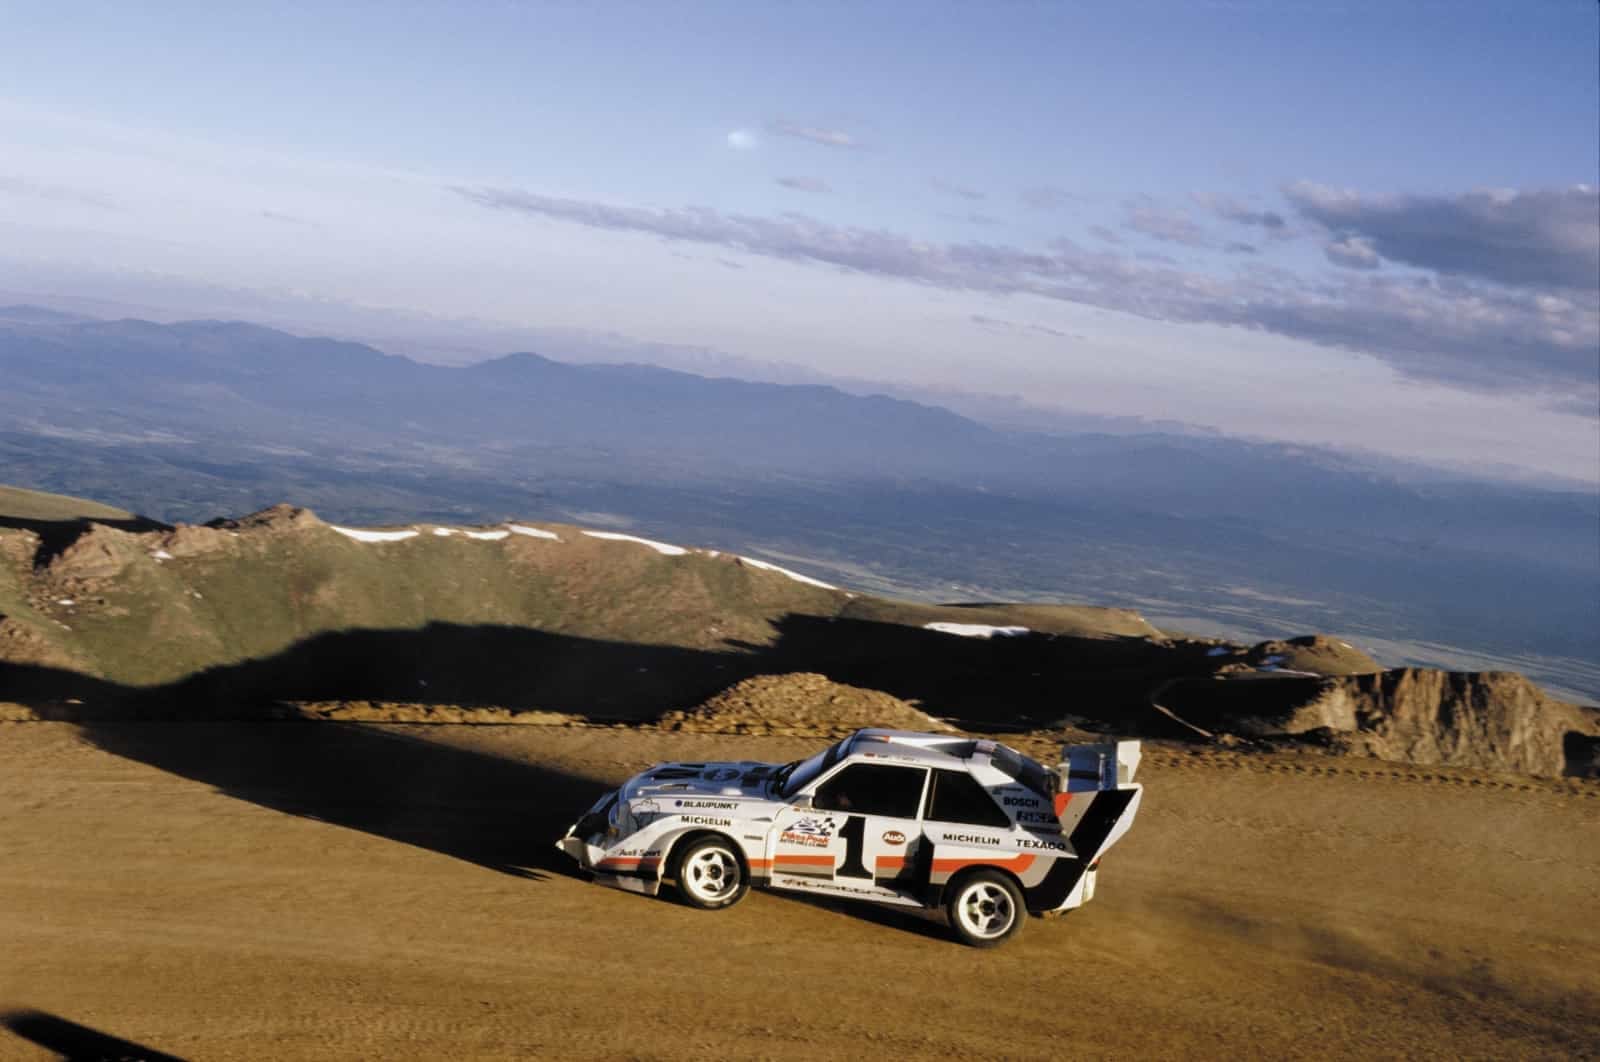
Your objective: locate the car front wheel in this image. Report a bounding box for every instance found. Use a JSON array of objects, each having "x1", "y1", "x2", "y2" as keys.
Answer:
[
  {"x1": 946, "y1": 869, "x2": 1026, "y2": 947},
  {"x1": 674, "y1": 836, "x2": 749, "y2": 910}
]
